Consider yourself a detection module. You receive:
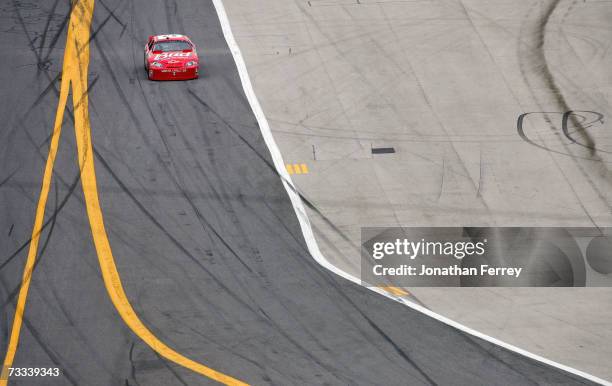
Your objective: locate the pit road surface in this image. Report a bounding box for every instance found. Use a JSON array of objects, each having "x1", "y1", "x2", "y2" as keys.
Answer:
[{"x1": 0, "y1": 0, "x2": 599, "y2": 385}]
